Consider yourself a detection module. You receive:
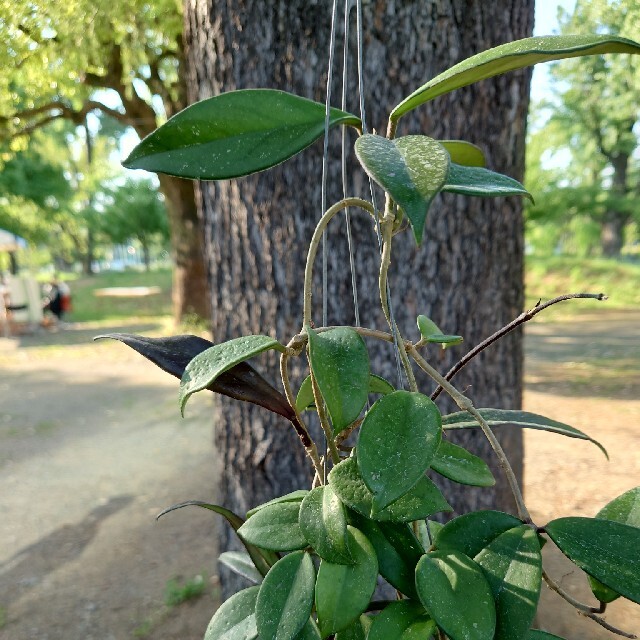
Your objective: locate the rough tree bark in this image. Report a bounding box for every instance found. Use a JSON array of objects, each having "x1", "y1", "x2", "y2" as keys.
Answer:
[
  {"x1": 601, "y1": 152, "x2": 630, "y2": 257},
  {"x1": 184, "y1": 0, "x2": 533, "y2": 594}
]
